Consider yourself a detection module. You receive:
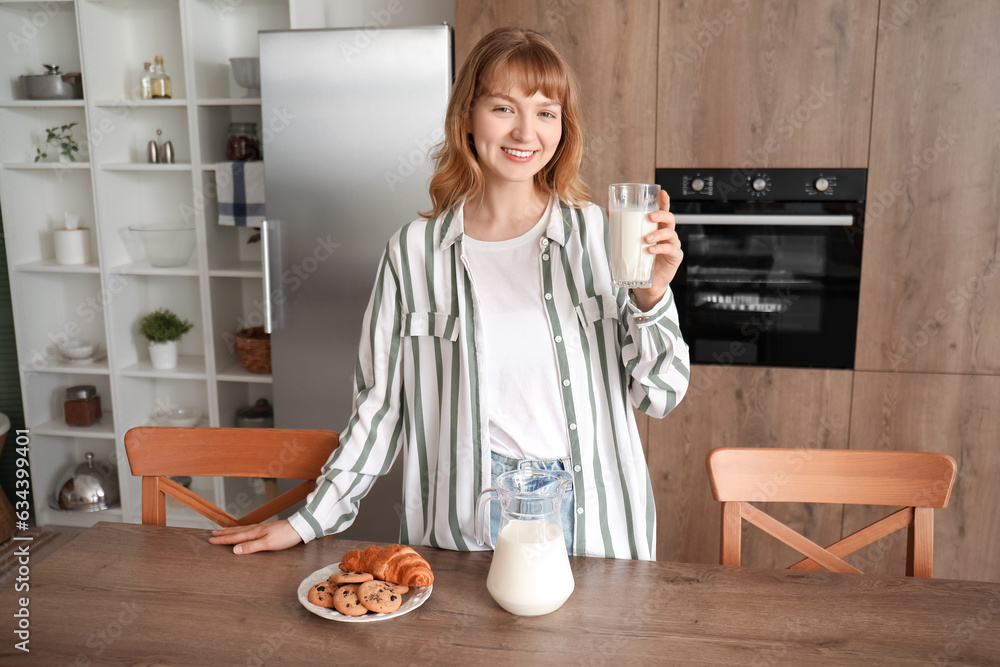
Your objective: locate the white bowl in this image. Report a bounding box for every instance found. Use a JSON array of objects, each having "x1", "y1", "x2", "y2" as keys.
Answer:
[
  {"x1": 59, "y1": 341, "x2": 96, "y2": 360},
  {"x1": 163, "y1": 408, "x2": 202, "y2": 427},
  {"x1": 229, "y1": 57, "x2": 260, "y2": 98}
]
